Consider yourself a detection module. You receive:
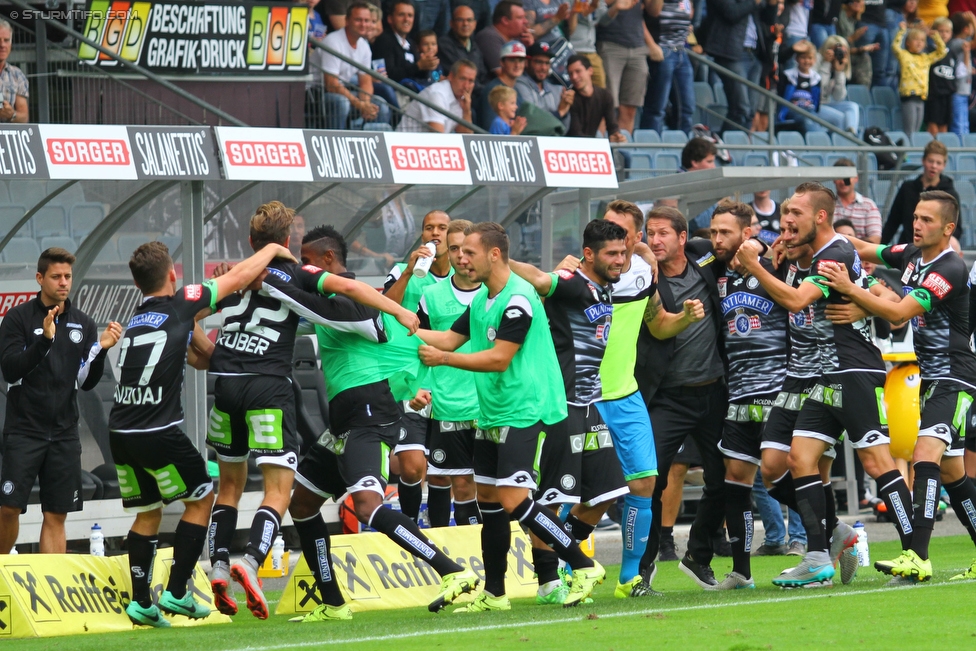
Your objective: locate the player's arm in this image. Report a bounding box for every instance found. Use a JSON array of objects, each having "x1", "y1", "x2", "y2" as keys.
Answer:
[
  {"x1": 78, "y1": 319, "x2": 121, "y2": 390},
  {"x1": 839, "y1": 233, "x2": 884, "y2": 265},
  {"x1": 420, "y1": 339, "x2": 520, "y2": 372},
  {"x1": 509, "y1": 259, "x2": 554, "y2": 296},
  {"x1": 320, "y1": 274, "x2": 419, "y2": 335},
  {"x1": 825, "y1": 277, "x2": 902, "y2": 324},
  {"x1": 211, "y1": 244, "x2": 296, "y2": 303},
  {"x1": 187, "y1": 323, "x2": 214, "y2": 370},
  {"x1": 644, "y1": 291, "x2": 705, "y2": 339},
  {"x1": 735, "y1": 240, "x2": 823, "y2": 313},
  {"x1": 820, "y1": 262, "x2": 926, "y2": 326},
  {"x1": 383, "y1": 245, "x2": 434, "y2": 305}
]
